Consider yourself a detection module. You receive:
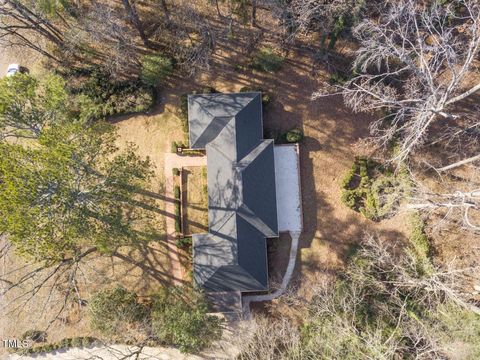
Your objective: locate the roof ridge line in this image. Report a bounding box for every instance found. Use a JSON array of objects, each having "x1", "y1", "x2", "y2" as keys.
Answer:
[
  {"x1": 236, "y1": 139, "x2": 272, "y2": 168},
  {"x1": 237, "y1": 204, "x2": 277, "y2": 238},
  {"x1": 209, "y1": 210, "x2": 236, "y2": 239},
  {"x1": 237, "y1": 265, "x2": 266, "y2": 289},
  {"x1": 235, "y1": 92, "x2": 260, "y2": 118},
  {"x1": 207, "y1": 133, "x2": 236, "y2": 162}
]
